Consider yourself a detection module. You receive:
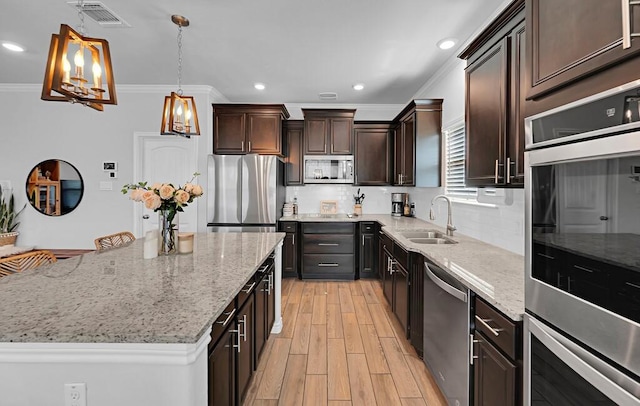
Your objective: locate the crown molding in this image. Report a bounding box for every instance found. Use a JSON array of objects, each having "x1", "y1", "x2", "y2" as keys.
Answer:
[{"x1": 285, "y1": 103, "x2": 404, "y2": 120}]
